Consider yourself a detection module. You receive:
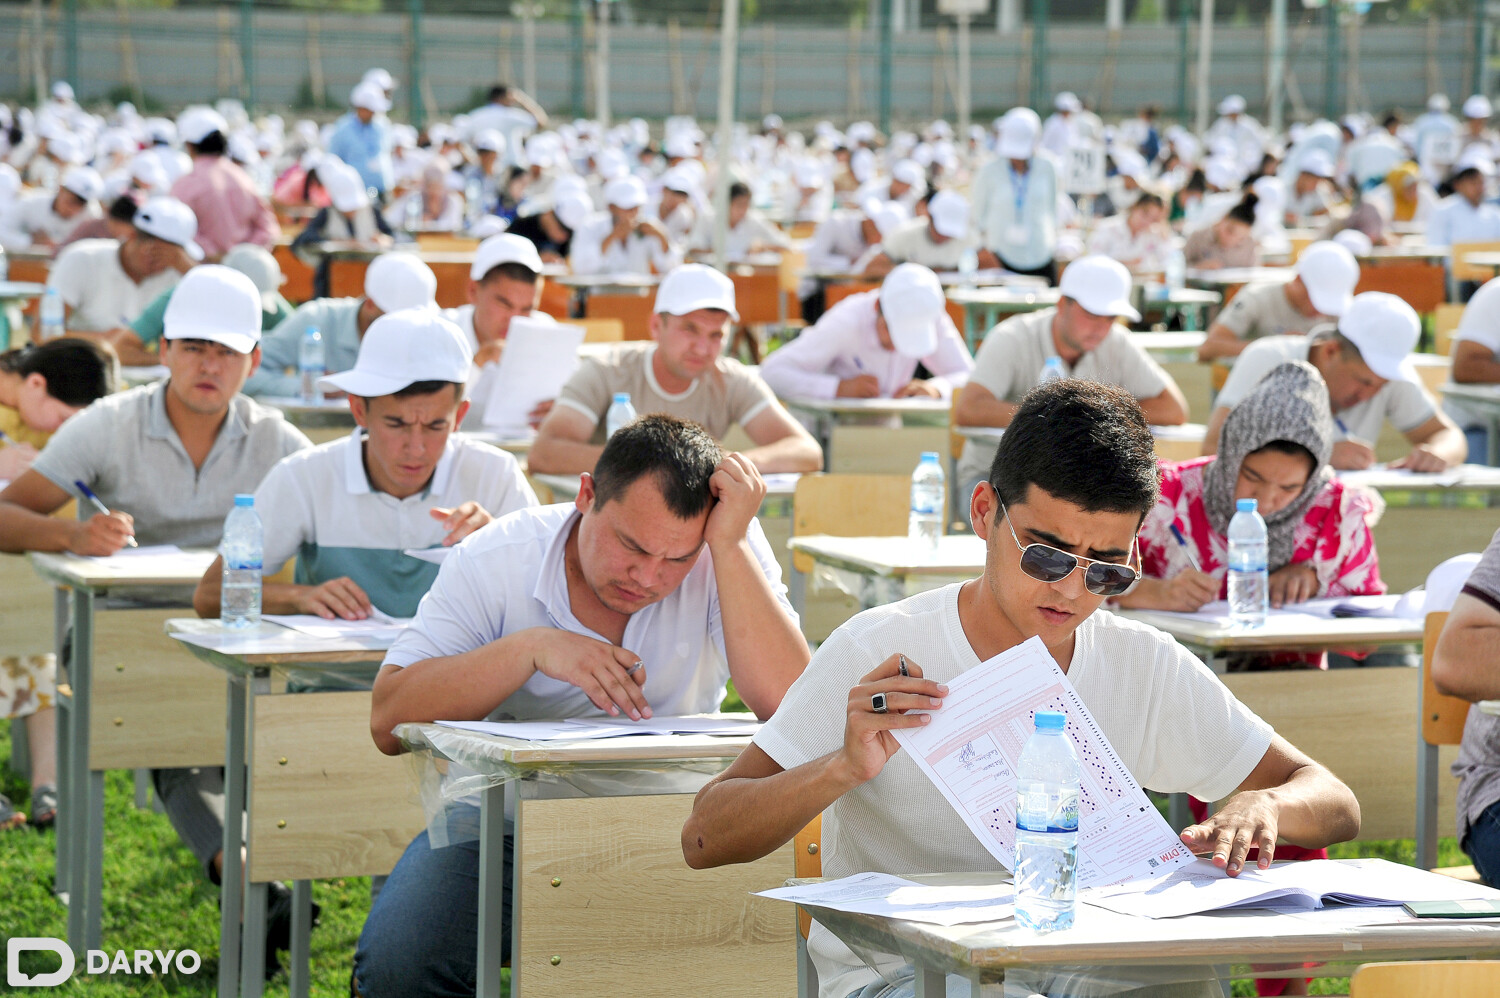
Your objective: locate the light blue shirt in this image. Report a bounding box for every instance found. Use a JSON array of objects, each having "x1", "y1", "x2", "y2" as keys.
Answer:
[
  {"x1": 244, "y1": 297, "x2": 364, "y2": 398},
  {"x1": 971, "y1": 152, "x2": 1059, "y2": 271},
  {"x1": 1426, "y1": 194, "x2": 1500, "y2": 250},
  {"x1": 327, "y1": 112, "x2": 394, "y2": 194}
]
